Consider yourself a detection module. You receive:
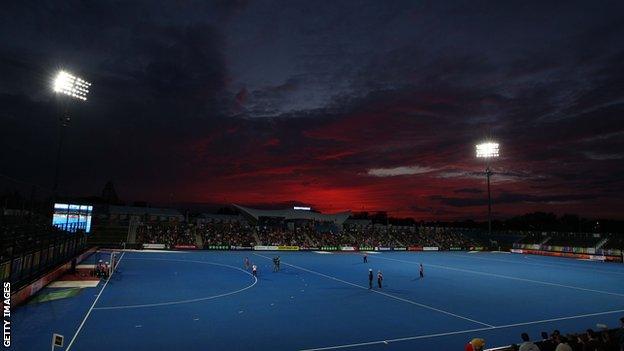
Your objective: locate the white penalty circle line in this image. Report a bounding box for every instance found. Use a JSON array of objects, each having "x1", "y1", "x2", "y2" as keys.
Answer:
[
  {"x1": 65, "y1": 254, "x2": 257, "y2": 350},
  {"x1": 93, "y1": 257, "x2": 258, "y2": 310},
  {"x1": 252, "y1": 252, "x2": 494, "y2": 328}
]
